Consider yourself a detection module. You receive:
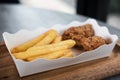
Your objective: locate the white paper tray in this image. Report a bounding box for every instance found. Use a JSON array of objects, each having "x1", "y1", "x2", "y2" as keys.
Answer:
[{"x1": 3, "y1": 19, "x2": 118, "y2": 77}]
